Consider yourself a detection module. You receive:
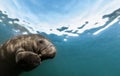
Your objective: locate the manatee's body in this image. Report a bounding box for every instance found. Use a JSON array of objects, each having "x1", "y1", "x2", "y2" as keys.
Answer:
[{"x1": 0, "y1": 34, "x2": 56, "y2": 76}]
